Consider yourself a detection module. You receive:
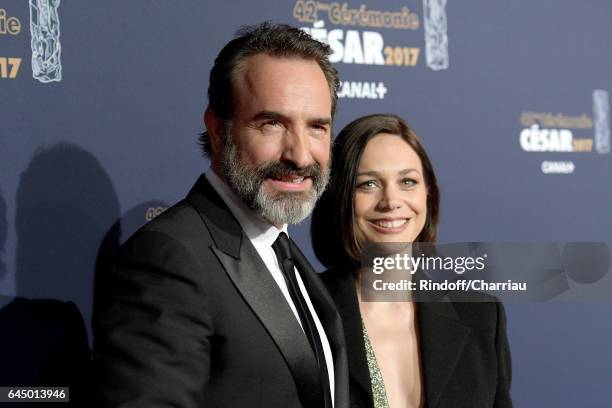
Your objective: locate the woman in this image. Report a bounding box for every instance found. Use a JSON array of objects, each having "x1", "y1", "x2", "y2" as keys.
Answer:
[{"x1": 311, "y1": 114, "x2": 512, "y2": 408}]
